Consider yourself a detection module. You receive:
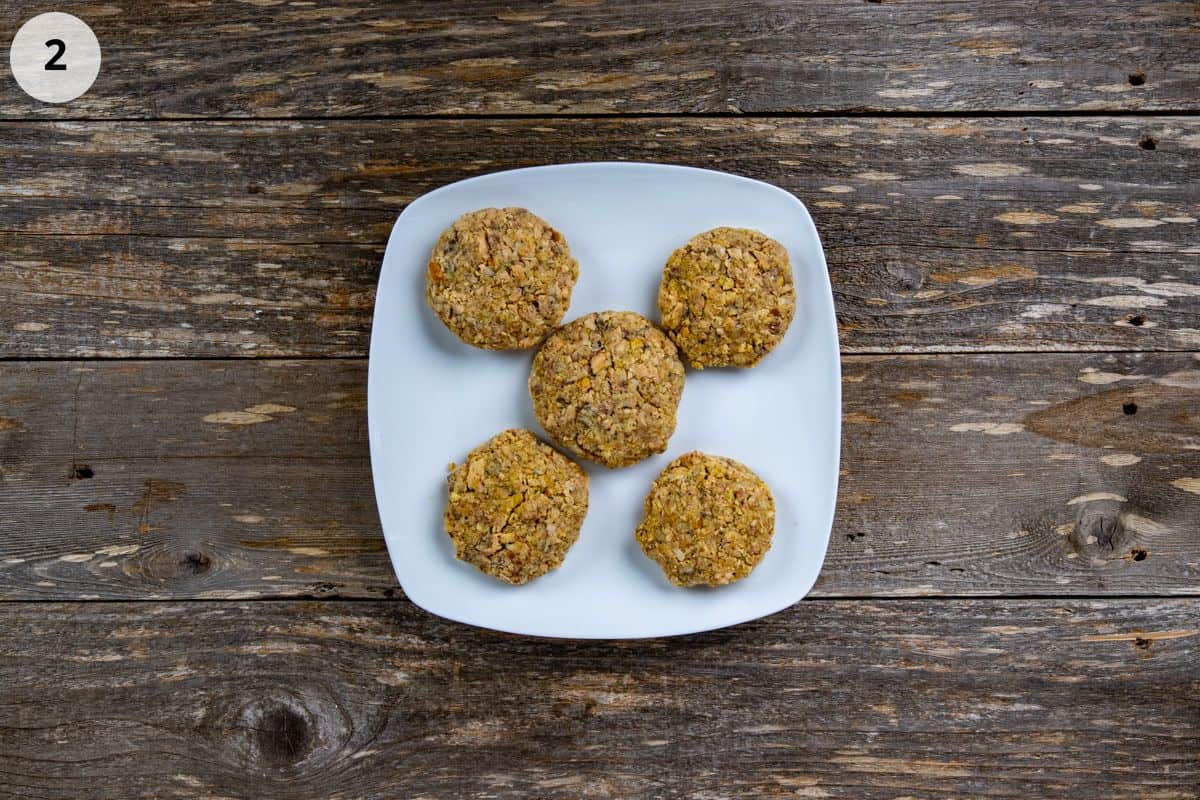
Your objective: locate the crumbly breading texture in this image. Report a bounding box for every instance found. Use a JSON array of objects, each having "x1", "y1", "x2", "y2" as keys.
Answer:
[
  {"x1": 636, "y1": 451, "x2": 775, "y2": 587},
  {"x1": 529, "y1": 311, "x2": 685, "y2": 468},
  {"x1": 444, "y1": 429, "x2": 589, "y2": 585},
  {"x1": 658, "y1": 227, "x2": 796, "y2": 369},
  {"x1": 427, "y1": 207, "x2": 579, "y2": 350}
]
